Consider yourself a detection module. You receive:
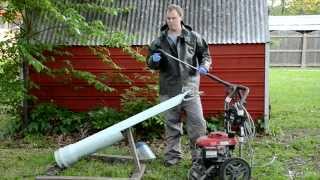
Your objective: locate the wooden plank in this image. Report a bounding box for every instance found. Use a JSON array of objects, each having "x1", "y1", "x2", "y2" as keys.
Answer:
[
  {"x1": 126, "y1": 128, "x2": 141, "y2": 172},
  {"x1": 270, "y1": 50, "x2": 302, "y2": 52},
  {"x1": 270, "y1": 35, "x2": 303, "y2": 38},
  {"x1": 89, "y1": 154, "x2": 134, "y2": 163},
  {"x1": 270, "y1": 64, "x2": 301, "y2": 67},
  {"x1": 131, "y1": 164, "x2": 145, "y2": 180},
  {"x1": 271, "y1": 35, "x2": 320, "y2": 38},
  {"x1": 270, "y1": 50, "x2": 320, "y2": 52},
  {"x1": 35, "y1": 176, "x2": 136, "y2": 180},
  {"x1": 89, "y1": 154, "x2": 149, "y2": 164}
]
